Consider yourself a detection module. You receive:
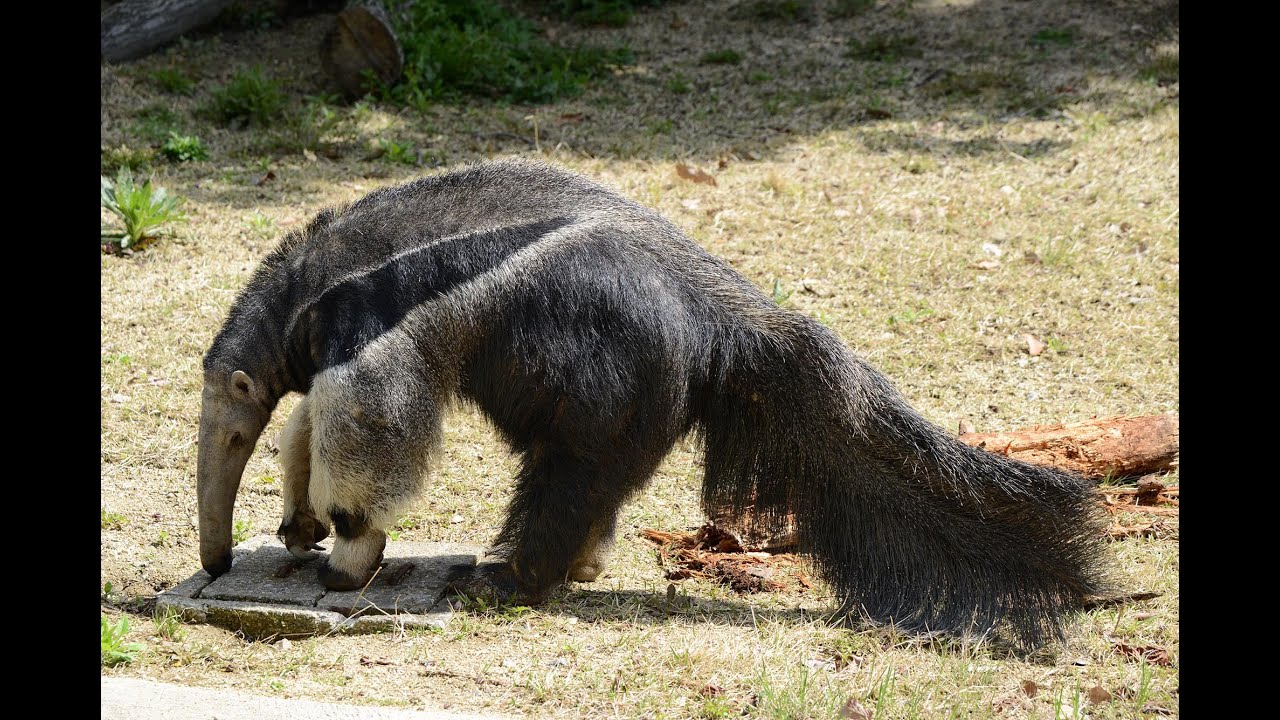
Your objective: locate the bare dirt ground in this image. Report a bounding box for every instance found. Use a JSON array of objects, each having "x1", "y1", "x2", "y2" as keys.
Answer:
[{"x1": 101, "y1": 1, "x2": 1178, "y2": 717}]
